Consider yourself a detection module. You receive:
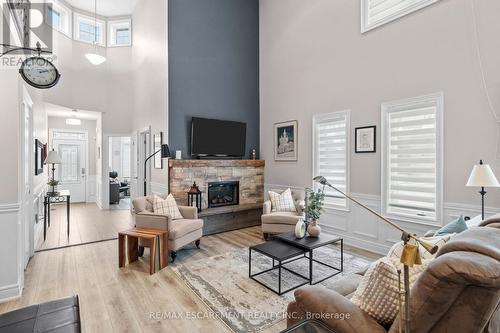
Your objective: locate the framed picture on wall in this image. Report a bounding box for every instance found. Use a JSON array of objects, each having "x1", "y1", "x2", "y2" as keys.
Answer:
[
  {"x1": 154, "y1": 132, "x2": 163, "y2": 169},
  {"x1": 355, "y1": 126, "x2": 376, "y2": 153},
  {"x1": 274, "y1": 120, "x2": 298, "y2": 161},
  {"x1": 35, "y1": 139, "x2": 44, "y2": 175}
]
